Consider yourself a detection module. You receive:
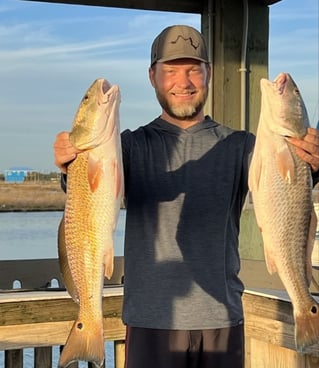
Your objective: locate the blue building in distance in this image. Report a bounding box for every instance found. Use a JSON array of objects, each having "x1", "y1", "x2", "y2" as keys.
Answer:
[{"x1": 4, "y1": 167, "x2": 34, "y2": 183}]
